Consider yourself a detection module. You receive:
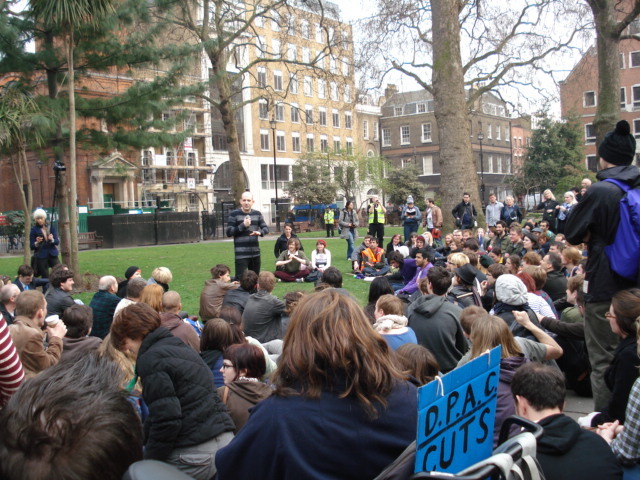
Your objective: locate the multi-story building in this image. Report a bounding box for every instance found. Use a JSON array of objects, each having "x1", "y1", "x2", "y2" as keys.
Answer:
[
  {"x1": 560, "y1": 19, "x2": 640, "y2": 172},
  {"x1": 379, "y1": 85, "x2": 515, "y2": 204},
  {"x1": 234, "y1": 0, "x2": 355, "y2": 223}
]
